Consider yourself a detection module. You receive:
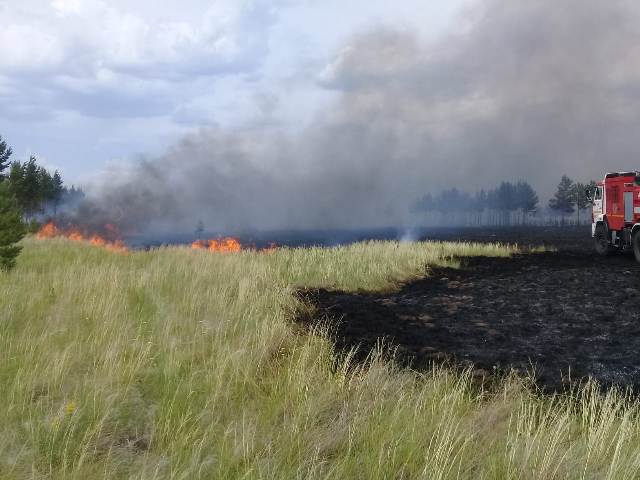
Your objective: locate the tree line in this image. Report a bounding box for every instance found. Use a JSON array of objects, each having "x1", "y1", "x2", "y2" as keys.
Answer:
[
  {"x1": 413, "y1": 181, "x2": 539, "y2": 225},
  {"x1": 0, "y1": 134, "x2": 82, "y2": 270},
  {"x1": 413, "y1": 176, "x2": 597, "y2": 226}
]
